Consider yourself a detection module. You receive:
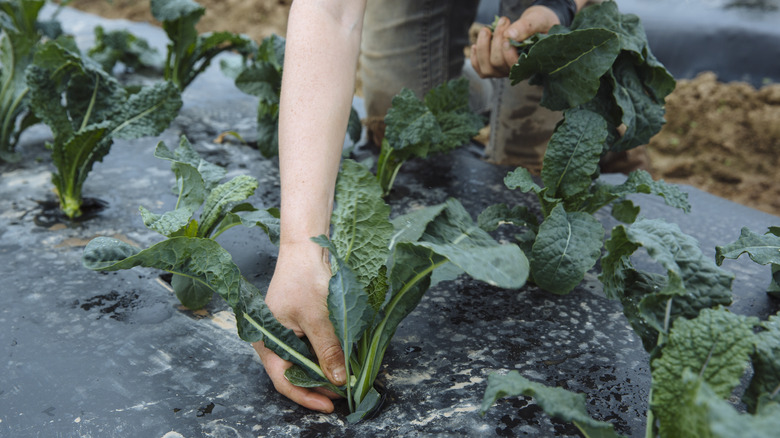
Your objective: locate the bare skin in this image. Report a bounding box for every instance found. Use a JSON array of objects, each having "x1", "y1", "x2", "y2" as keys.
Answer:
[{"x1": 254, "y1": 0, "x2": 586, "y2": 413}]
